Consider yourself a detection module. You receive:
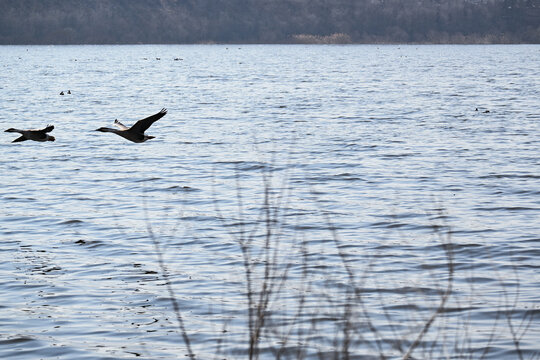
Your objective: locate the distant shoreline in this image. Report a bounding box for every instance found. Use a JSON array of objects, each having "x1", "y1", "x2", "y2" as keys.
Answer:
[
  {"x1": 3, "y1": 33, "x2": 538, "y2": 46},
  {"x1": 2, "y1": 42, "x2": 538, "y2": 46},
  {"x1": 2, "y1": 0, "x2": 538, "y2": 45}
]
